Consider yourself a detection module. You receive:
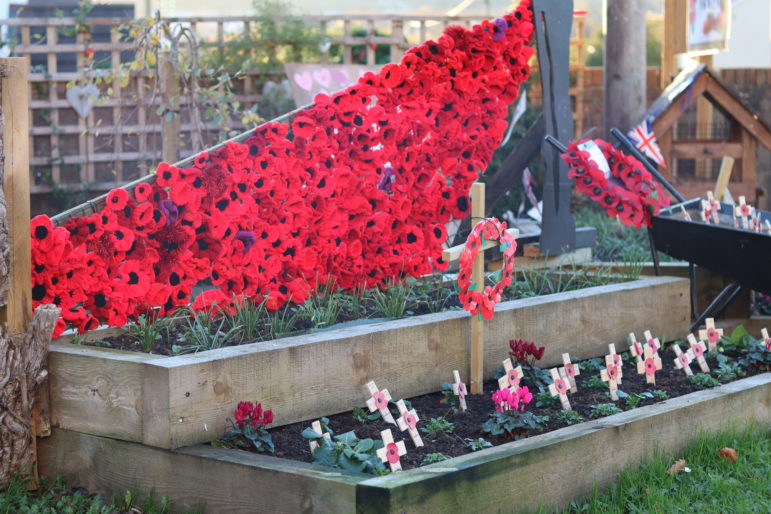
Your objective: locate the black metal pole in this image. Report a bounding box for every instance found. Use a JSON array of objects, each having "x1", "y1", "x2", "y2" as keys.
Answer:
[
  {"x1": 609, "y1": 127, "x2": 686, "y2": 203},
  {"x1": 544, "y1": 134, "x2": 568, "y2": 154}
]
